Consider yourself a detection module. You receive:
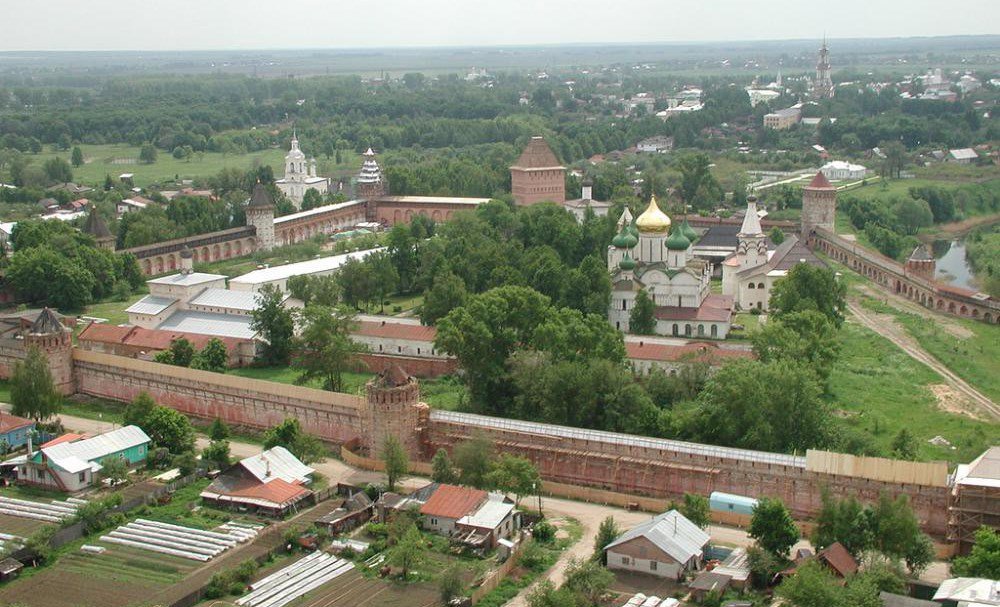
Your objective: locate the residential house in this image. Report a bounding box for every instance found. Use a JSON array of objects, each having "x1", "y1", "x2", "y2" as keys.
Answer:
[
  {"x1": 605, "y1": 510, "x2": 711, "y2": 580},
  {"x1": 317, "y1": 492, "x2": 374, "y2": 534},
  {"x1": 10, "y1": 425, "x2": 151, "y2": 492},
  {"x1": 200, "y1": 446, "x2": 314, "y2": 517},
  {"x1": 0, "y1": 413, "x2": 35, "y2": 453},
  {"x1": 933, "y1": 578, "x2": 1000, "y2": 606},
  {"x1": 949, "y1": 148, "x2": 979, "y2": 164},
  {"x1": 821, "y1": 160, "x2": 867, "y2": 181},
  {"x1": 688, "y1": 571, "x2": 732, "y2": 602}
]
